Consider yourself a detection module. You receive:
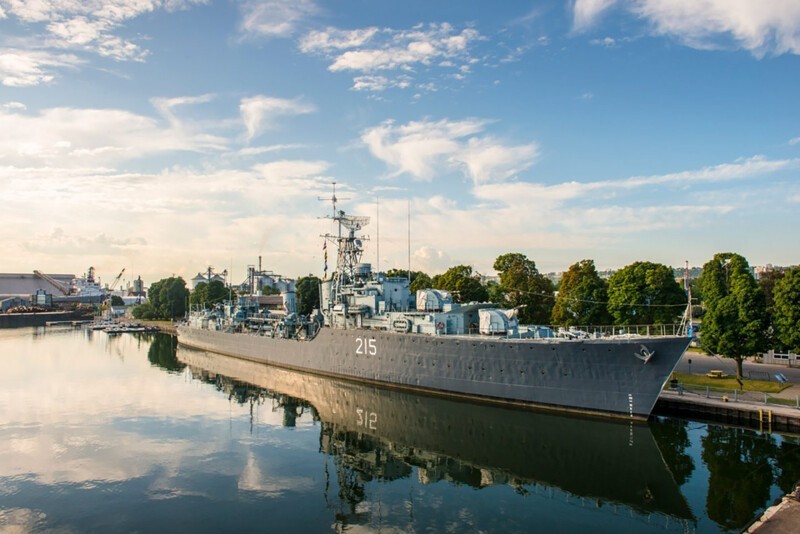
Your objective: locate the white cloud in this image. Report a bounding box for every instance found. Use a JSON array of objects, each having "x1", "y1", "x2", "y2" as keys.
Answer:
[
  {"x1": 352, "y1": 75, "x2": 390, "y2": 92},
  {"x1": 300, "y1": 23, "x2": 484, "y2": 91},
  {"x1": 237, "y1": 144, "x2": 306, "y2": 157},
  {"x1": 362, "y1": 118, "x2": 538, "y2": 184},
  {"x1": 574, "y1": 0, "x2": 800, "y2": 56},
  {"x1": 362, "y1": 118, "x2": 488, "y2": 181},
  {"x1": 470, "y1": 155, "x2": 797, "y2": 205},
  {"x1": 0, "y1": 101, "x2": 227, "y2": 167},
  {"x1": 299, "y1": 27, "x2": 379, "y2": 52},
  {"x1": 327, "y1": 24, "x2": 481, "y2": 72},
  {"x1": 239, "y1": 0, "x2": 318, "y2": 38},
  {"x1": 789, "y1": 136, "x2": 800, "y2": 145},
  {"x1": 253, "y1": 159, "x2": 329, "y2": 182},
  {"x1": 573, "y1": 0, "x2": 619, "y2": 32},
  {"x1": 590, "y1": 36, "x2": 618, "y2": 47},
  {"x1": 0, "y1": 161, "x2": 337, "y2": 282},
  {"x1": 0, "y1": 101, "x2": 26, "y2": 111},
  {"x1": 352, "y1": 74, "x2": 415, "y2": 92},
  {"x1": 239, "y1": 95, "x2": 315, "y2": 140},
  {"x1": 0, "y1": 1, "x2": 208, "y2": 82},
  {"x1": 617, "y1": 155, "x2": 796, "y2": 187},
  {"x1": 452, "y1": 137, "x2": 538, "y2": 184},
  {"x1": 0, "y1": 48, "x2": 83, "y2": 87}
]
